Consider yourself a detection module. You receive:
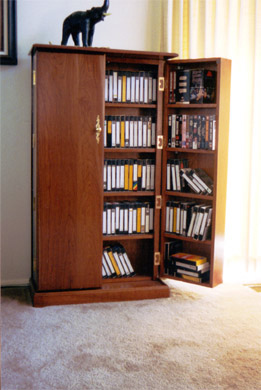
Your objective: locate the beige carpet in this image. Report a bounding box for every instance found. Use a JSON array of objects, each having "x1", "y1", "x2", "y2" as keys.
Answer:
[{"x1": 1, "y1": 280, "x2": 261, "y2": 390}]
